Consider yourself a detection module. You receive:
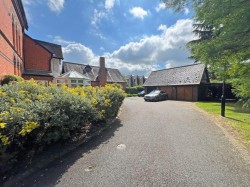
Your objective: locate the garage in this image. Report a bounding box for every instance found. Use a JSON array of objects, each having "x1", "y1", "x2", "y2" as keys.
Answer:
[
  {"x1": 177, "y1": 86, "x2": 193, "y2": 101},
  {"x1": 143, "y1": 63, "x2": 209, "y2": 101}
]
